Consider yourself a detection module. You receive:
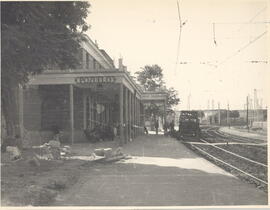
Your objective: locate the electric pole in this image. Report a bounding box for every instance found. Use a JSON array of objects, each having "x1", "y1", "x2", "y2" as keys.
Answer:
[
  {"x1": 218, "y1": 102, "x2": 221, "y2": 125},
  {"x1": 227, "y1": 102, "x2": 230, "y2": 128},
  {"x1": 247, "y1": 95, "x2": 249, "y2": 132},
  {"x1": 254, "y1": 89, "x2": 257, "y2": 122},
  {"x1": 187, "y1": 93, "x2": 191, "y2": 110}
]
